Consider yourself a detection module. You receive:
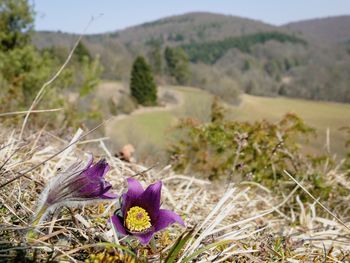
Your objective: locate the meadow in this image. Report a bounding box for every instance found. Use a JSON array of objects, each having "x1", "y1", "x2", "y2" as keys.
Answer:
[
  {"x1": 2, "y1": 2, "x2": 350, "y2": 260},
  {"x1": 105, "y1": 84, "x2": 213, "y2": 161},
  {"x1": 104, "y1": 82, "x2": 350, "y2": 161},
  {"x1": 229, "y1": 94, "x2": 350, "y2": 157}
]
